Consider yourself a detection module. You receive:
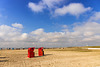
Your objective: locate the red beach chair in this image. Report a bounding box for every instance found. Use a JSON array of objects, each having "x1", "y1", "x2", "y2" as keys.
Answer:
[{"x1": 28, "y1": 47, "x2": 35, "y2": 58}]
